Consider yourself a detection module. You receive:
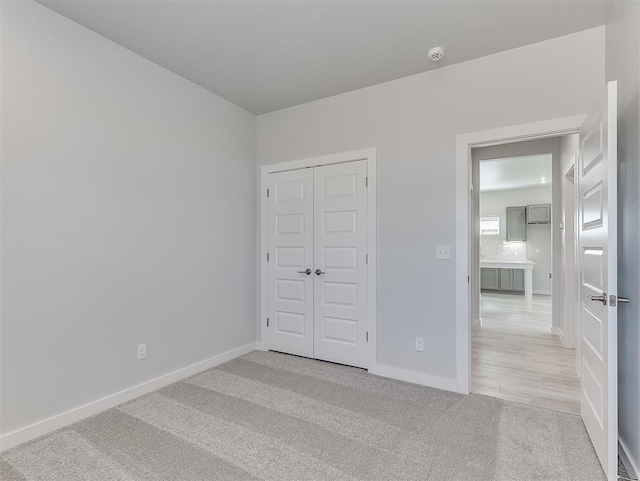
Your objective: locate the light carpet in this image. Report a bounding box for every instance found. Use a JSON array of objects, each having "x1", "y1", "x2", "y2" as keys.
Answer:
[{"x1": 1, "y1": 350, "x2": 605, "y2": 480}]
